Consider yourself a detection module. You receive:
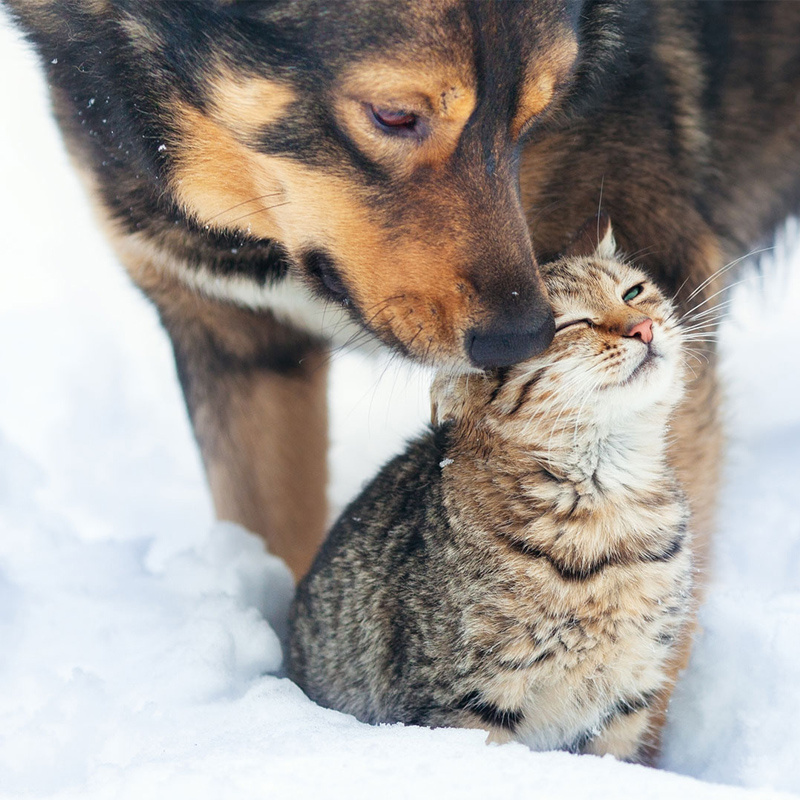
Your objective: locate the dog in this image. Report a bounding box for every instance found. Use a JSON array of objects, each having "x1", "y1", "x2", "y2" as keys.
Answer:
[{"x1": 5, "y1": 0, "x2": 800, "y2": 756}]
